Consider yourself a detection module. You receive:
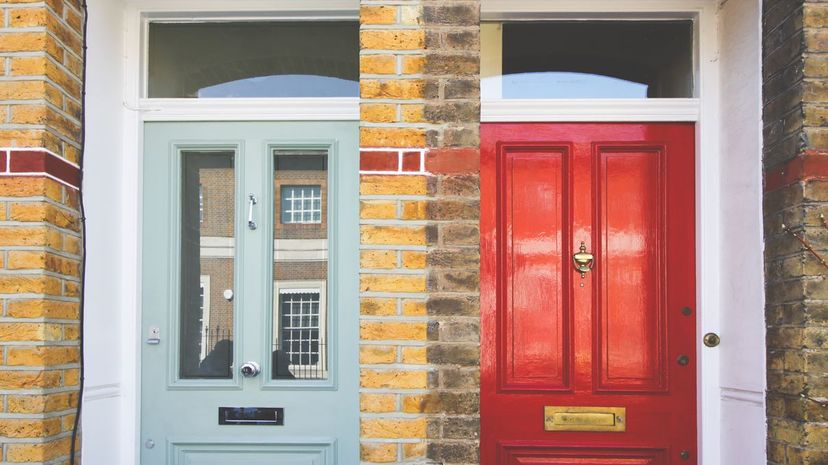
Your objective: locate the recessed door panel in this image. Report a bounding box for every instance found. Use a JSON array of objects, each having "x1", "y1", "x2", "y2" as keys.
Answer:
[
  {"x1": 596, "y1": 147, "x2": 666, "y2": 392},
  {"x1": 500, "y1": 444, "x2": 667, "y2": 465},
  {"x1": 500, "y1": 148, "x2": 570, "y2": 390},
  {"x1": 168, "y1": 440, "x2": 333, "y2": 465},
  {"x1": 482, "y1": 123, "x2": 696, "y2": 465}
]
